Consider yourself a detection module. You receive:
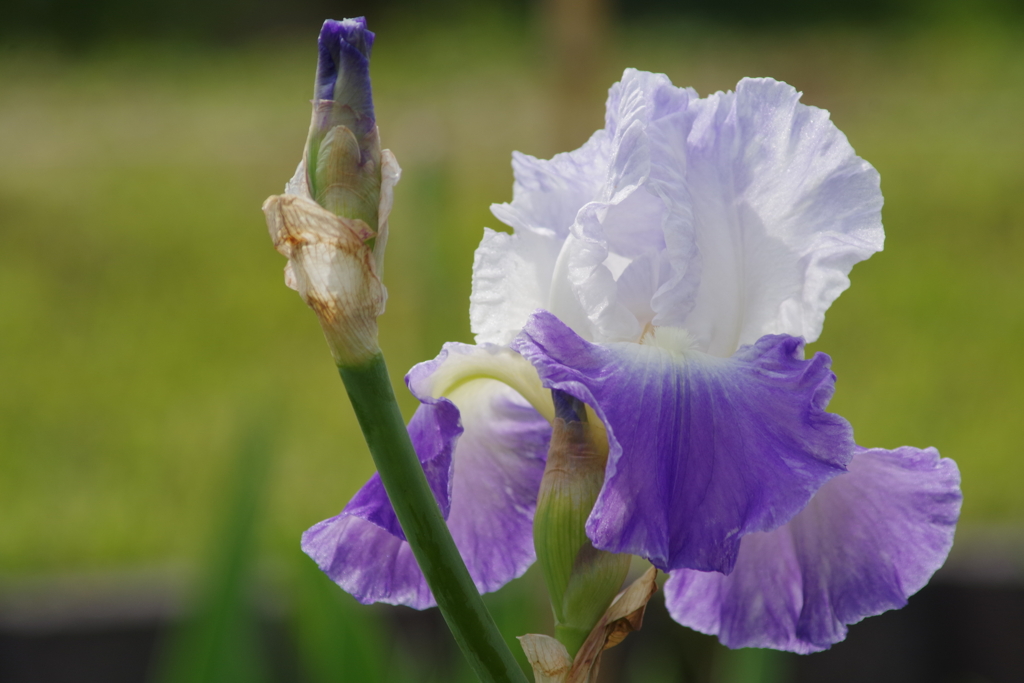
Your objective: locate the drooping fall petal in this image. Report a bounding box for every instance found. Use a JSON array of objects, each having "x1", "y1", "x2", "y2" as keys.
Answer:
[
  {"x1": 664, "y1": 446, "x2": 961, "y2": 653},
  {"x1": 302, "y1": 343, "x2": 551, "y2": 607},
  {"x1": 513, "y1": 310, "x2": 854, "y2": 574}
]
